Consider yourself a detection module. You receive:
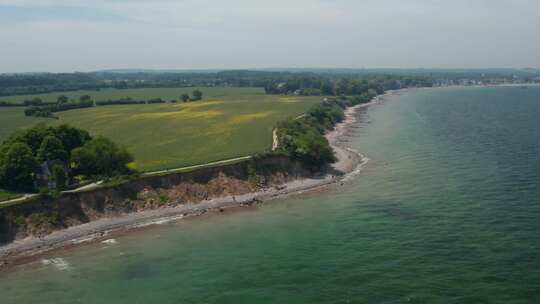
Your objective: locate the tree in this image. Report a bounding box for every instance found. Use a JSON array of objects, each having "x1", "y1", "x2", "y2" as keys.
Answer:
[
  {"x1": 2, "y1": 124, "x2": 91, "y2": 158},
  {"x1": 180, "y1": 94, "x2": 190, "y2": 102},
  {"x1": 276, "y1": 119, "x2": 336, "y2": 171},
  {"x1": 191, "y1": 90, "x2": 203, "y2": 101},
  {"x1": 335, "y1": 79, "x2": 349, "y2": 96},
  {"x1": 79, "y1": 95, "x2": 92, "y2": 103},
  {"x1": 320, "y1": 81, "x2": 334, "y2": 95},
  {"x1": 51, "y1": 164, "x2": 67, "y2": 190},
  {"x1": 57, "y1": 95, "x2": 68, "y2": 105},
  {"x1": 71, "y1": 137, "x2": 133, "y2": 177},
  {"x1": 0, "y1": 143, "x2": 37, "y2": 191},
  {"x1": 3, "y1": 123, "x2": 53, "y2": 154},
  {"x1": 53, "y1": 124, "x2": 91, "y2": 153},
  {"x1": 37, "y1": 135, "x2": 68, "y2": 162},
  {"x1": 294, "y1": 132, "x2": 335, "y2": 169},
  {"x1": 70, "y1": 146, "x2": 96, "y2": 176}
]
